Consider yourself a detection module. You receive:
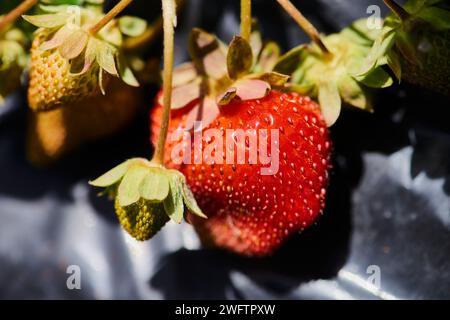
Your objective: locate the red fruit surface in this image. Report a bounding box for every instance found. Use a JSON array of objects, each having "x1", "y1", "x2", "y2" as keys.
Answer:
[{"x1": 150, "y1": 90, "x2": 332, "y2": 256}]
